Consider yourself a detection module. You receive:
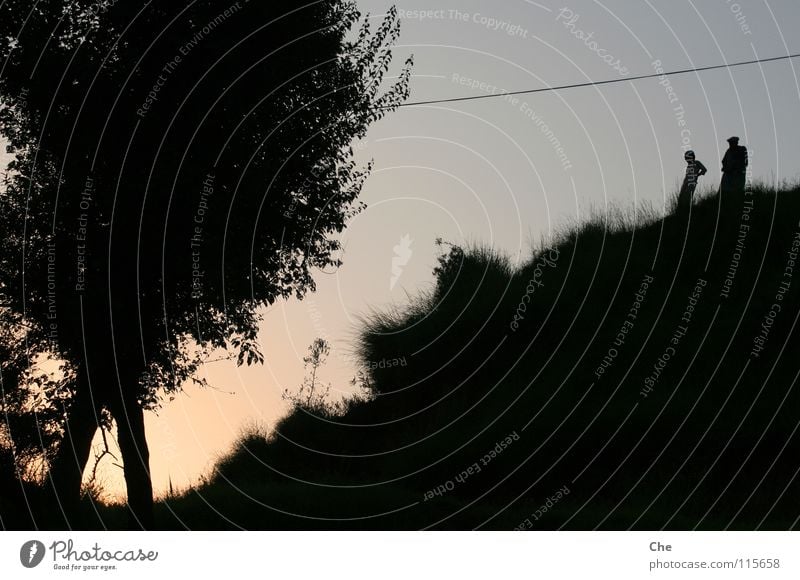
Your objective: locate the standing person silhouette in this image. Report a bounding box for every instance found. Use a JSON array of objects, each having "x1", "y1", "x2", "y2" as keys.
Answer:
[
  {"x1": 677, "y1": 150, "x2": 707, "y2": 215},
  {"x1": 720, "y1": 136, "x2": 748, "y2": 195}
]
